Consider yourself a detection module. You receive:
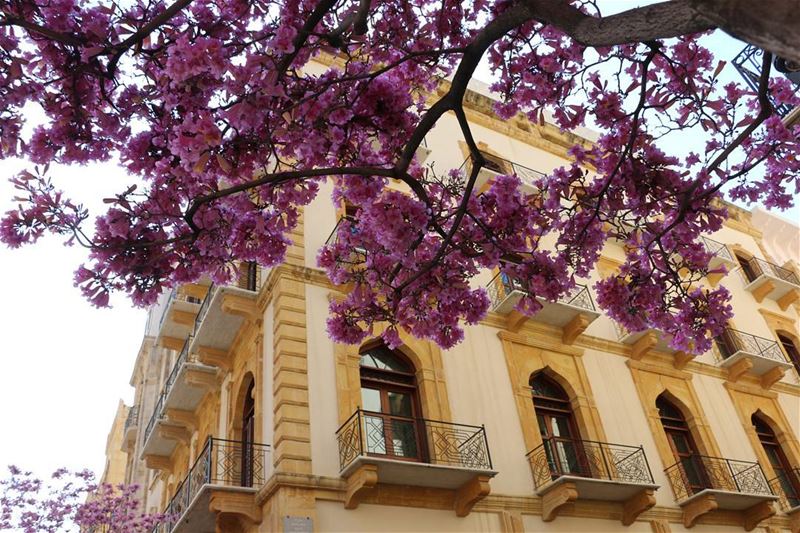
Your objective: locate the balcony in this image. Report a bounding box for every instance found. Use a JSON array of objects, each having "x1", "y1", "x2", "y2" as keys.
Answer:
[
  {"x1": 154, "y1": 437, "x2": 269, "y2": 533},
  {"x1": 122, "y1": 405, "x2": 140, "y2": 451},
  {"x1": 323, "y1": 216, "x2": 367, "y2": 274},
  {"x1": 740, "y1": 257, "x2": 800, "y2": 310},
  {"x1": 190, "y1": 263, "x2": 261, "y2": 366},
  {"x1": 716, "y1": 328, "x2": 792, "y2": 388},
  {"x1": 156, "y1": 287, "x2": 206, "y2": 347},
  {"x1": 141, "y1": 391, "x2": 181, "y2": 461},
  {"x1": 664, "y1": 455, "x2": 778, "y2": 529},
  {"x1": 458, "y1": 151, "x2": 544, "y2": 194},
  {"x1": 700, "y1": 235, "x2": 738, "y2": 276},
  {"x1": 769, "y1": 468, "x2": 800, "y2": 525},
  {"x1": 335, "y1": 408, "x2": 497, "y2": 516},
  {"x1": 487, "y1": 273, "x2": 600, "y2": 343},
  {"x1": 613, "y1": 322, "x2": 693, "y2": 366},
  {"x1": 527, "y1": 437, "x2": 658, "y2": 524}
]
